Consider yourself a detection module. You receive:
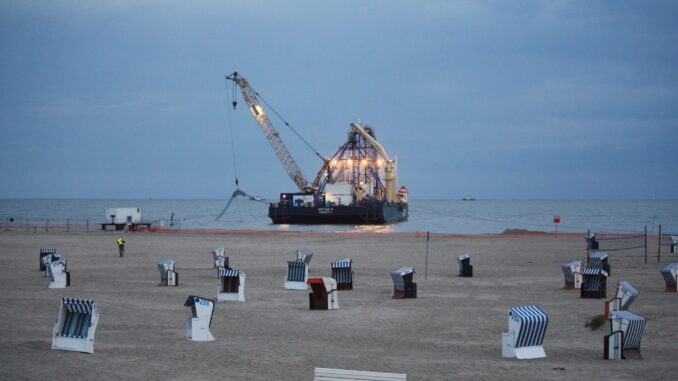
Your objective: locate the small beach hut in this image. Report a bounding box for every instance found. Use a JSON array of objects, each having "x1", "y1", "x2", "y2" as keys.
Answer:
[
  {"x1": 501, "y1": 305, "x2": 549, "y2": 359},
  {"x1": 52, "y1": 298, "x2": 99, "y2": 354},
  {"x1": 561, "y1": 260, "x2": 583, "y2": 289},
  {"x1": 391, "y1": 267, "x2": 416, "y2": 299},
  {"x1": 307, "y1": 277, "x2": 339, "y2": 310},
  {"x1": 211, "y1": 247, "x2": 229, "y2": 268},
  {"x1": 39, "y1": 248, "x2": 57, "y2": 271},
  {"x1": 331, "y1": 258, "x2": 353, "y2": 290},
  {"x1": 48, "y1": 259, "x2": 70, "y2": 289},
  {"x1": 604, "y1": 310, "x2": 646, "y2": 360},
  {"x1": 660, "y1": 262, "x2": 678, "y2": 292},
  {"x1": 589, "y1": 251, "x2": 611, "y2": 275},
  {"x1": 457, "y1": 253, "x2": 473, "y2": 277},
  {"x1": 605, "y1": 280, "x2": 639, "y2": 319},
  {"x1": 217, "y1": 267, "x2": 245, "y2": 302},
  {"x1": 184, "y1": 295, "x2": 215, "y2": 341},
  {"x1": 157, "y1": 258, "x2": 178, "y2": 286},
  {"x1": 581, "y1": 267, "x2": 608, "y2": 299},
  {"x1": 285, "y1": 259, "x2": 309, "y2": 290},
  {"x1": 297, "y1": 247, "x2": 313, "y2": 265}
]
